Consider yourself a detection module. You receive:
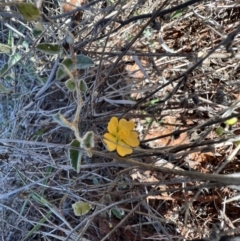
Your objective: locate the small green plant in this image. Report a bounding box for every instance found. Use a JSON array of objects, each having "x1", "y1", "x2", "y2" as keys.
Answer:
[
  {"x1": 111, "y1": 207, "x2": 125, "y2": 219},
  {"x1": 72, "y1": 201, "x2": 92, "y2": 216},
  {"x1": 56, "y1": 55, "x2": 94, "y2": 80},
  {"x1": 171, "y1": 2, "x2": 187, "y2": 19},
  {"x1": 52, "y1": 53, "x2": 94, "y2": 173}
]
